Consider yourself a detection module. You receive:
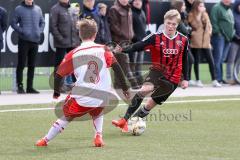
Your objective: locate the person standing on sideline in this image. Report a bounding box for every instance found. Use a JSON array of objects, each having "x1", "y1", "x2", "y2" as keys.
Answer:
[
  {"x1": 11, "y1": 0, "x2": 45, "y2": 94},
  {"x1": 0, "y1": 6, "x2": 7, "y2": 94},
  {"x1": 50, "y1": 0, "x2": 81, "y2": 88},
  {"x1": 97, "y1": 3, "x2": 112, "y2": 44},
  {"x1": 130, "y1": 0, "x2": 147, "y2": 85},
  {"x1": 171, "y1": 0, "x2": 194, "y2": 86},
  {"x1": 184, "y1": 0, "x2": 195, "y2": 13},
  {"x1": 188, "y1": 0, "x2": 221, "y2": 87},
  {"x1": 80, "y1": 0, "x2": 101, "y2": 43},
  {"x1": 226, "y1": 0, "x2": 240, "y2": 84},
  {"x1": 108, "y1": 0, "x2": 139, "y2": 89},
  {"x1": 210, "y1": 0, "x2": 235, "y2": 84}
]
